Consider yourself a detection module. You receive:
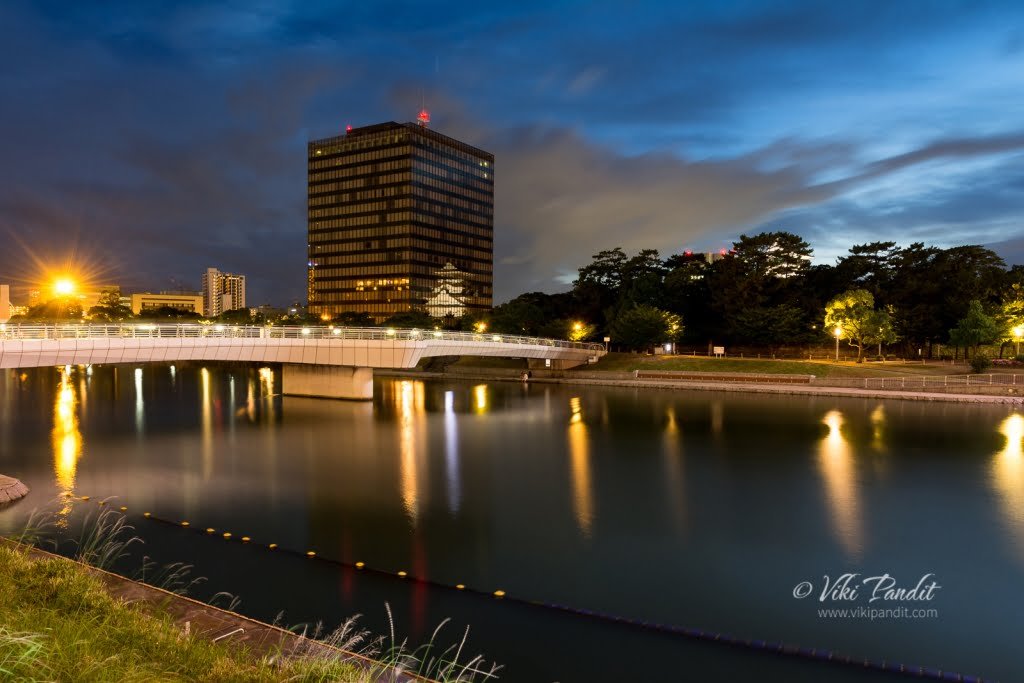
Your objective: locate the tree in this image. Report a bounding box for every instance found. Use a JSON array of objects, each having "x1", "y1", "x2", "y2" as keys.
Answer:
[
  {"x1": 730, "y1": 304, "x2": 808, "y2": 355},
  {"x1": 609, "y1": 305, "x2": 681, "y2": 351},
  {"x1": 26, "y1": 300, "x2": 83, "y2": 320},
  {"x1": 490, "y1": 296, "x2": 548, "y2": 335},
  {"x1": 137, "y1": 306, "x2": 201, "y2": 321},
  {"x1": 331, "y1": 311, "x2": 375, "y2": 326},
  {"x1": 824, "y1": 289, "x2": 897, "y2": 362},
  {"x1": 87, "y1": 289, "x2": 133, "y2": 322},
  {"x1": 381, "y1": 311, "x2": 435, "y2": 329},
  {"x1": 949, "y1": 299, "x2": 1000, "y2": 359},
  {"x1": 996, "y1": 284, "x2": 1024, "y2": 357},
  {"x1": 711, "y1": 232, "x2": 813, "y2": 344},
  {"x1": 215, "y1": 308, "x2": 258, "y2": 325}
]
